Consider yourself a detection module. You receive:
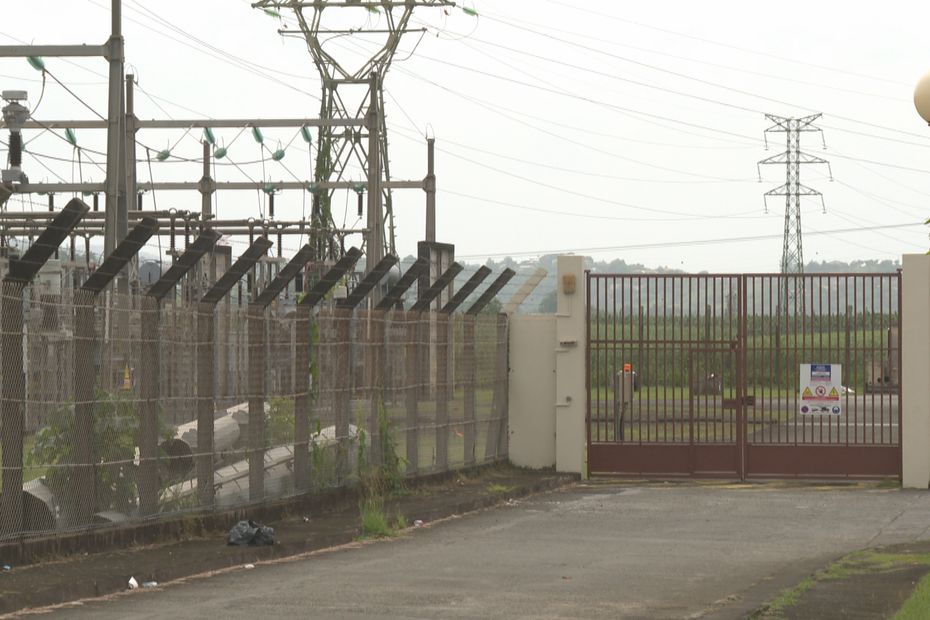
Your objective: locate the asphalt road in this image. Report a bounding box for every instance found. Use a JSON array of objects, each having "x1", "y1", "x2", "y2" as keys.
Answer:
[{"x1": 41, "y1": 482, "x2": 930, "y2": 619}]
